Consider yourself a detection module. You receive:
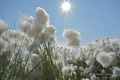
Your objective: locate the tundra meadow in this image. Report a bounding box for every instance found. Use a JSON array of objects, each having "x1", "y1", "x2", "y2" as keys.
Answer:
[{"x1": 0, "y1": 7, "x2": 120, "y2": 80}]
